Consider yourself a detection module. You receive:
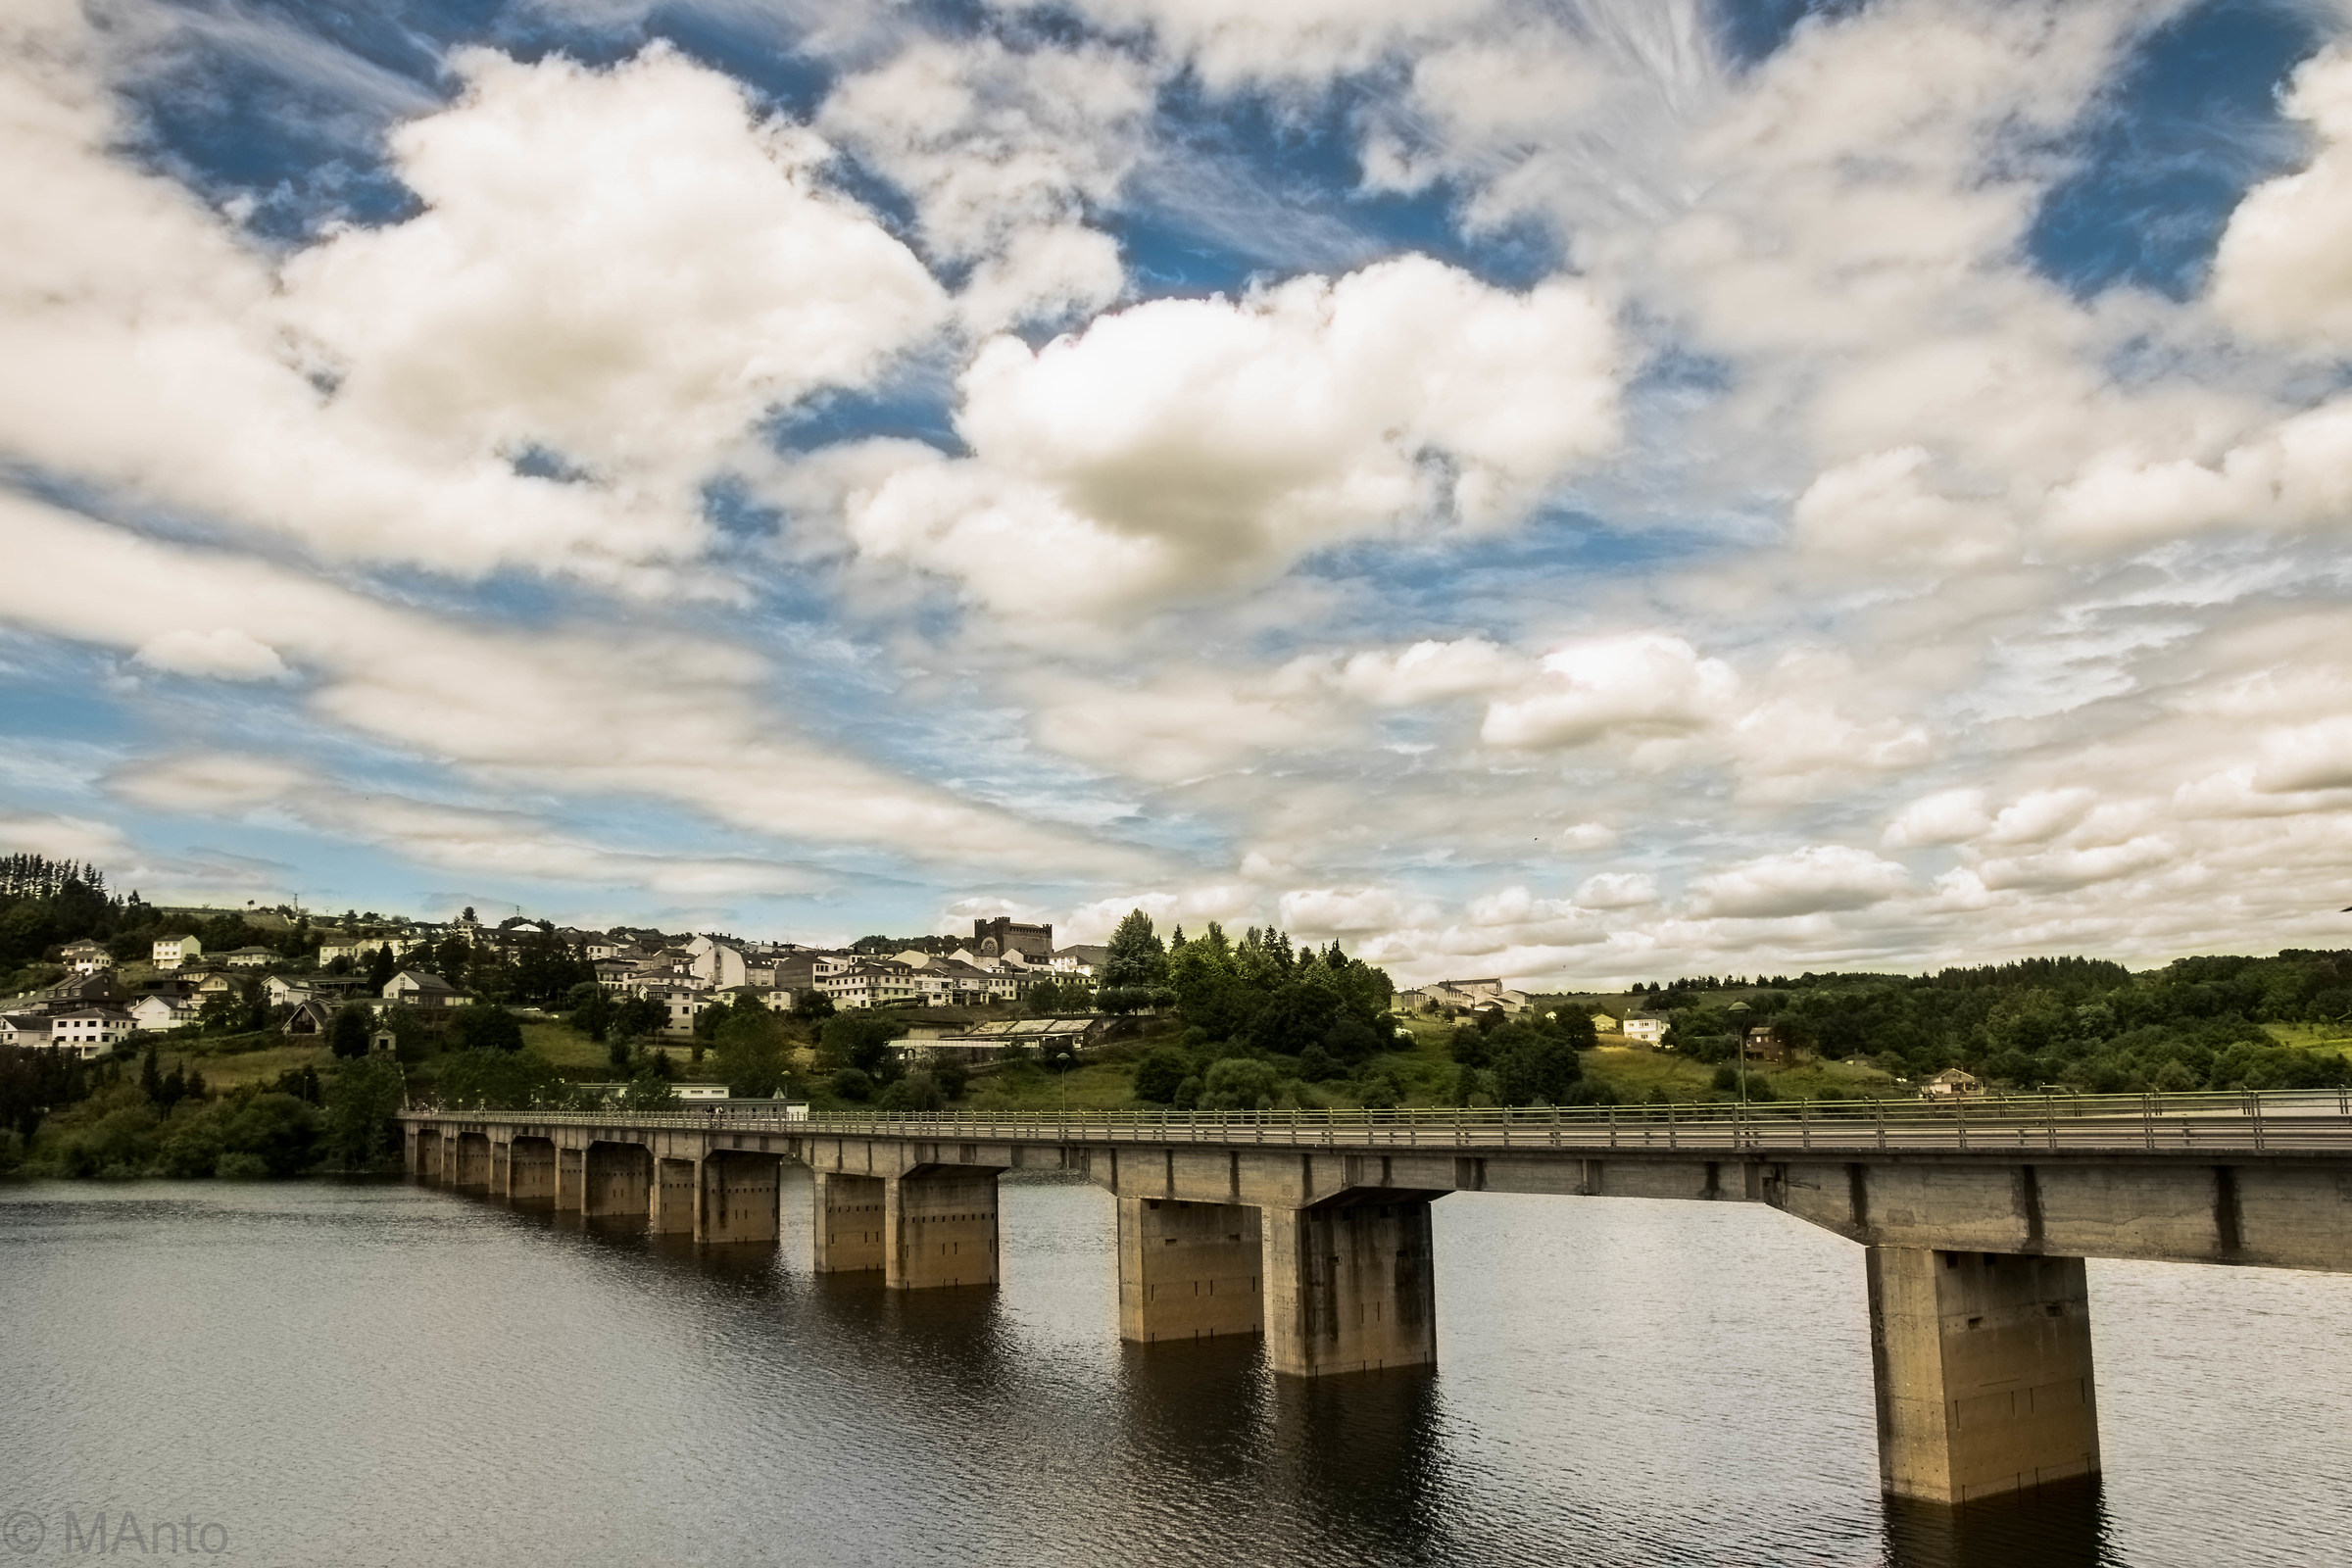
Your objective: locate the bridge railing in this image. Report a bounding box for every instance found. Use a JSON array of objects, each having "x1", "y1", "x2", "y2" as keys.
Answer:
[{"x1": 404, "y1": 1086, "x2": 2352, "y2": 1152}]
